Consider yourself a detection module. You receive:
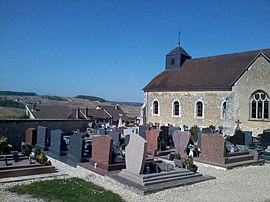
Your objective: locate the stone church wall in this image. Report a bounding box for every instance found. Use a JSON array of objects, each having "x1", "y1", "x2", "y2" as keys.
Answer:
[
  {"x1": 145, "y1": 91, "x2": 231, "y2": 129},
  {"x1": 230, "y1": 54, "x2": 270, "y2": 136}
]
